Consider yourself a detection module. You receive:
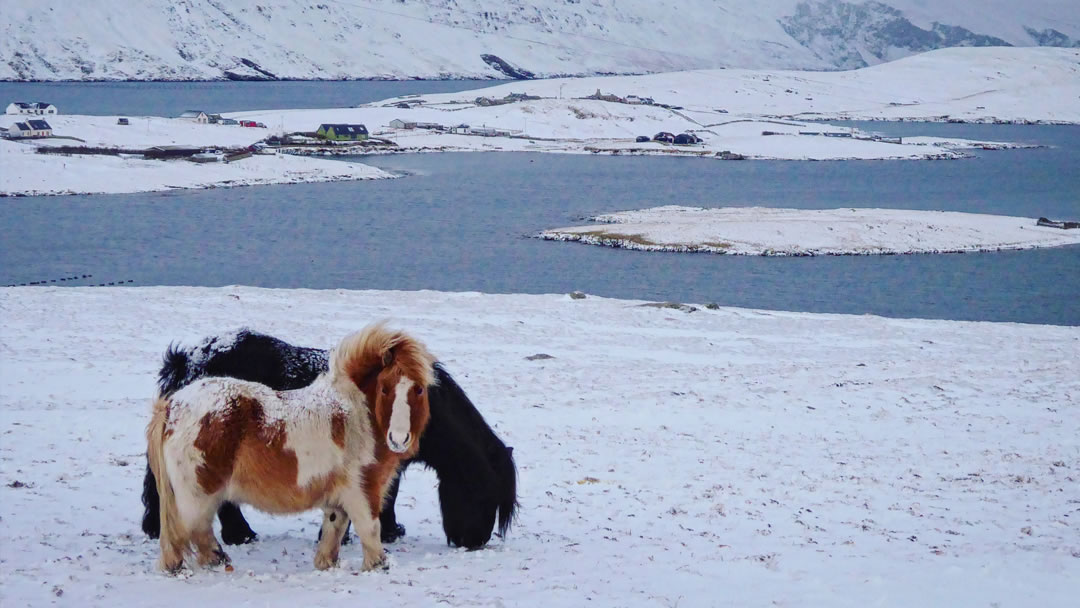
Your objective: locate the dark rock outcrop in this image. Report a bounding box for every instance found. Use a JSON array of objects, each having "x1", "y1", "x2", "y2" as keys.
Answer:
[{"x1": 481, "y1": 54, "x2": 534, "y2": 79}]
